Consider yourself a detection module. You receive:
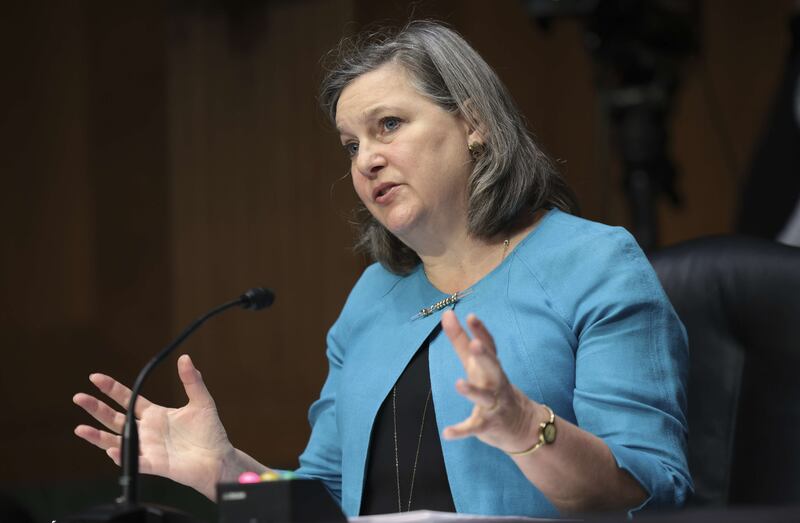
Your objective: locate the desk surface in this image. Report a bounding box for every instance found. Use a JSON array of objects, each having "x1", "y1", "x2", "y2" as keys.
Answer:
[{"x1": 351, "y1": 506, "x2": 800, "y2": 523}]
